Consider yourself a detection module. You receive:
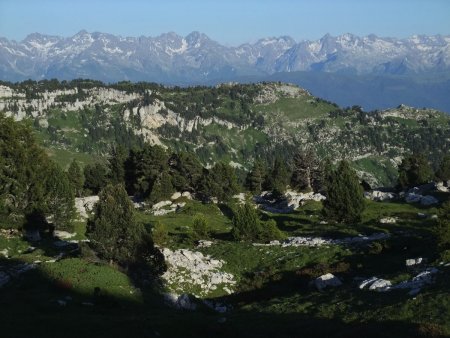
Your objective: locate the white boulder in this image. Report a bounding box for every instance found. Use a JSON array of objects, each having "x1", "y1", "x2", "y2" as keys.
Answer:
[
  {"x1": 181, "y1": 191, "x2": 192, "y2": 199},
  {"x1": 379, "y1": 217, "x2": 396, "y2": 224},
  {"x1": 359, "y1": 277, "x2": 391, "y2": 291},
  {"x1": 171, "y1": 192, "x2": 182, "y2": 200},
  {"x1": 406, "y1": 258, "x2": 424, "y2": 267},
  {"x1": 314, "y1": 273, "x2": 342, "y2": 291},
  {"x1": 153, "y1": 200, "x2": 172, "y2": 210}
]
